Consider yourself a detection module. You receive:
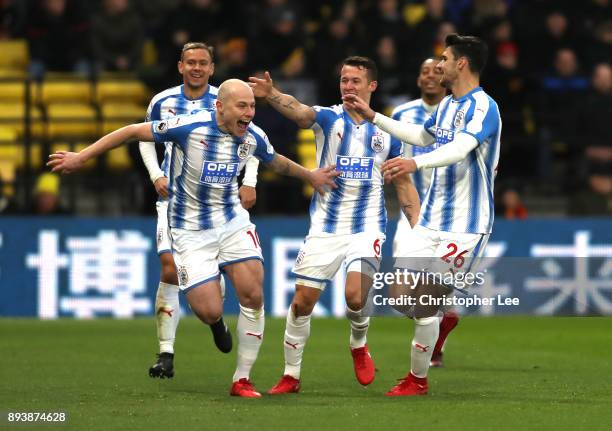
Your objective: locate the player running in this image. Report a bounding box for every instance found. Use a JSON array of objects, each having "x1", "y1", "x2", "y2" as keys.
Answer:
[
  {"x1": 390, "y1": 57, "x2": 459, "y2": 368},
  {"x1": 140, "y1": 42, "x2": 260, "y2": 379},
  {"x1": 249, "y1": 56, "x2": 419, "y2": 394},
  {"x1": 48, "y1": 79, "x2": 339, "y2": 398},
  {"x1": 344, "y1": 34, "x2": 500, "y2": 396}
]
